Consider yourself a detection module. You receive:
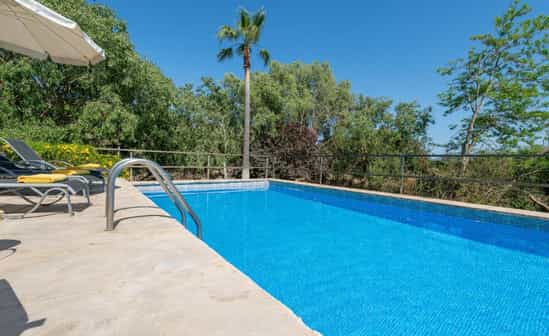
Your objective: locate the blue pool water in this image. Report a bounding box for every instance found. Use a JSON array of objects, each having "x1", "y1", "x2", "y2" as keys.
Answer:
[{"x1": 143, "y1": 181, "x2": 549, "y2": 336}]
